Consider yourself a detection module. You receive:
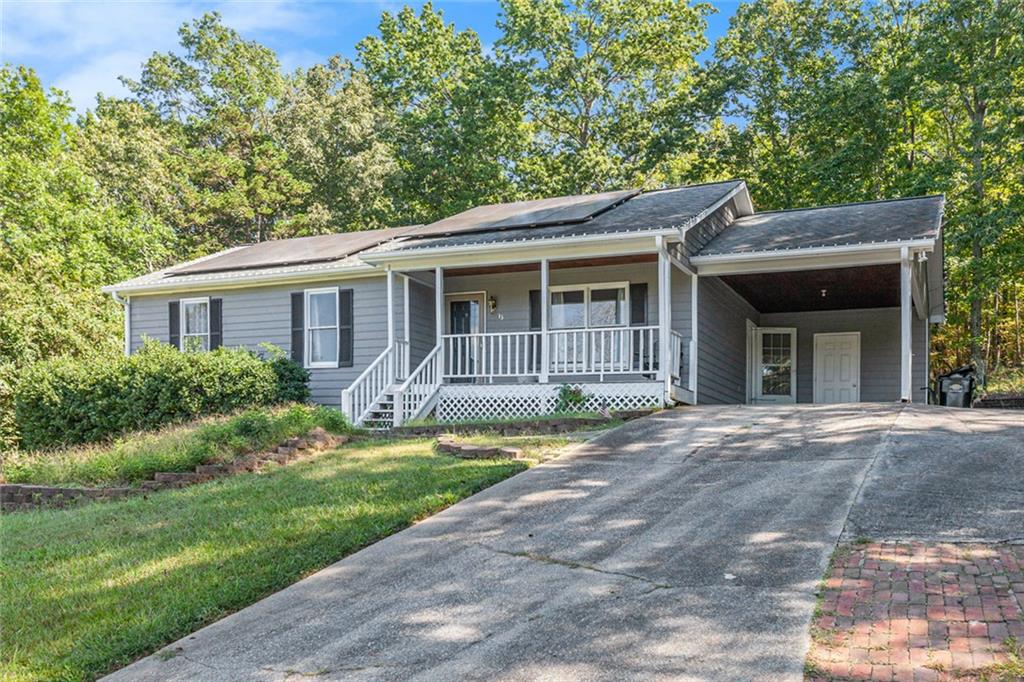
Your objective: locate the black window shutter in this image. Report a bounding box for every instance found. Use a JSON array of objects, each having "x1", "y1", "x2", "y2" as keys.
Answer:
[
  {"x1": 209, "y1": 298, "x2": 223, "y2": 350},
  {"x1": 529, "y1": 290, "x2": 541, "y2": 330},
  {"x1": 338, "y1": 289, "x2": 354, "y2": 367},
  {"x1": 168, "y1": 301, "x2": 180, "y2": 349},
  {"x1": 629, "y1": 283, "x2": 648, "y2": 326},
  {"x1": 290, "y1": 293, "x2": 304, "y2": 364}
]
